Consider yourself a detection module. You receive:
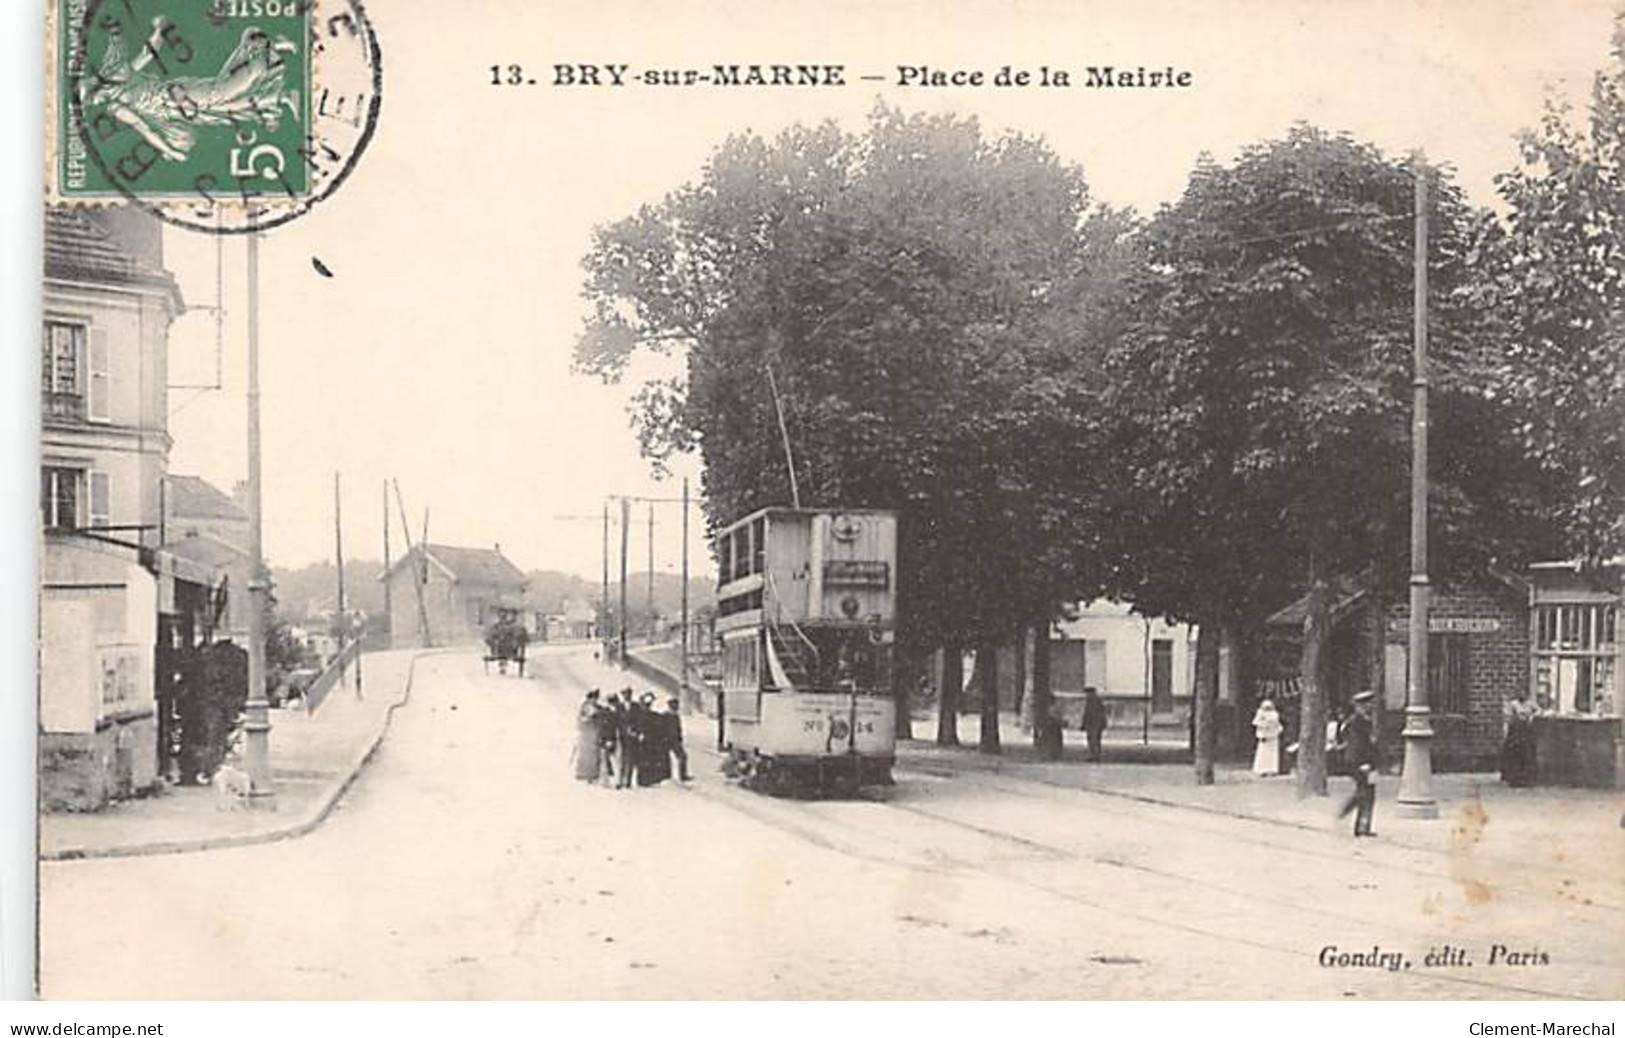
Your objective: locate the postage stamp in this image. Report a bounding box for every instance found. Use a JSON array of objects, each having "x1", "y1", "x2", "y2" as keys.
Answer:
[{"x1": 48, "y1": 0, "x2": 382, "y2": 234}]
